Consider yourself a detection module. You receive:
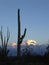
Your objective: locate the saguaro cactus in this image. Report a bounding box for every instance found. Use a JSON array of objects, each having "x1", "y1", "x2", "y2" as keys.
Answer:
[{"x1": 17, "y1": 9, "x2": 27, "y2": 57}]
